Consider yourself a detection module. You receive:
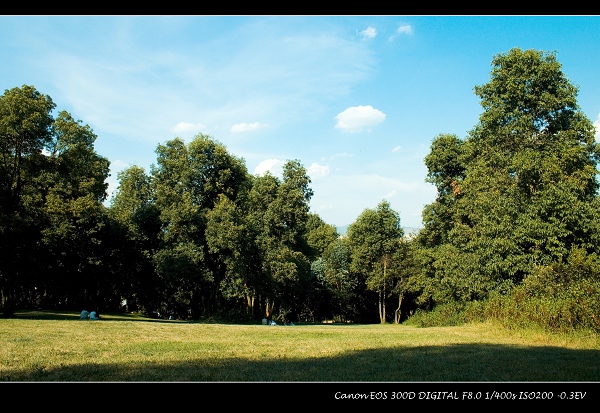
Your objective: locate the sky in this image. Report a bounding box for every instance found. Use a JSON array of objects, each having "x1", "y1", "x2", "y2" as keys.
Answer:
[{"x1": 2, "y1": 15, "x2": 600, "y2": 230}]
